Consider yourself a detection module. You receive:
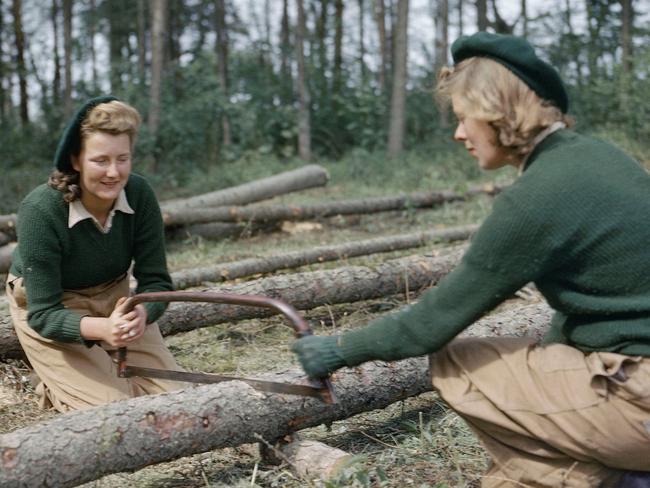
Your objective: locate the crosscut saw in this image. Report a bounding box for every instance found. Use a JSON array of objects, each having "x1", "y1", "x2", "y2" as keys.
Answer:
[{"x1": 115, "y1": 291, "x2": 336, "y2": 404}]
